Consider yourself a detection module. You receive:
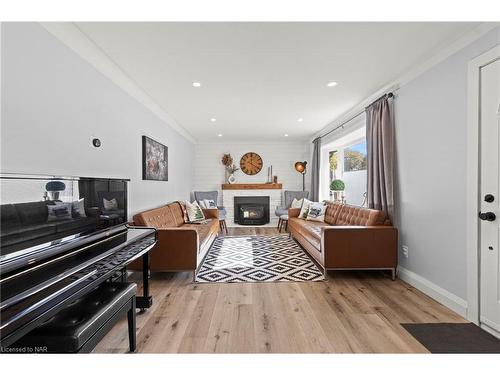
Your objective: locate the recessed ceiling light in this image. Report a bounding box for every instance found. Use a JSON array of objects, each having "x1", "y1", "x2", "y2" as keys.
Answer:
[
  {"x1": 297, "y1": 118, "x2": 303, "y2": 122},
  {"x1": 192, "y1": 82, "x2": 201, "y2": 87},
  {"x1": 210, "y1": 118, "x2": 217, "y2": 122},
  {"x1": 284, "y1": 134, "x2": 289, "y2": 137},
  {"x1": 327, "y1": 81, "x2": 338, "y2": 87},
  {"x1": 217, "y1": 133, "x2": 223, "y2": 137}
]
